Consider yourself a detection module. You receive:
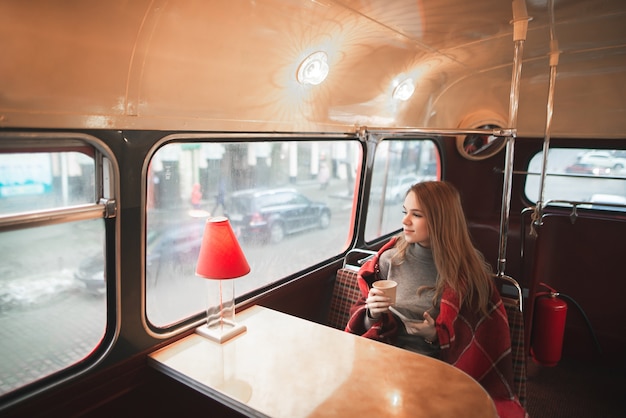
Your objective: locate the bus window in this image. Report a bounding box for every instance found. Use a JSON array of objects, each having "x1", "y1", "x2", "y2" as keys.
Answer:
[
  {"x1": 0, "y1": 148, "x2": 107, "y2": 396},
  {"x1": 0, "y1": 152, "x2": 96, "y2": 216},
  {"x1": 365, "y1": 139, "x2": 440, "y2": 242},
  {"x1": 146, "y1": 139, "x2": 361, "y2": 327},
  {"x1": 525, "y1": 148, "x2": 626, "y2": 210}
]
